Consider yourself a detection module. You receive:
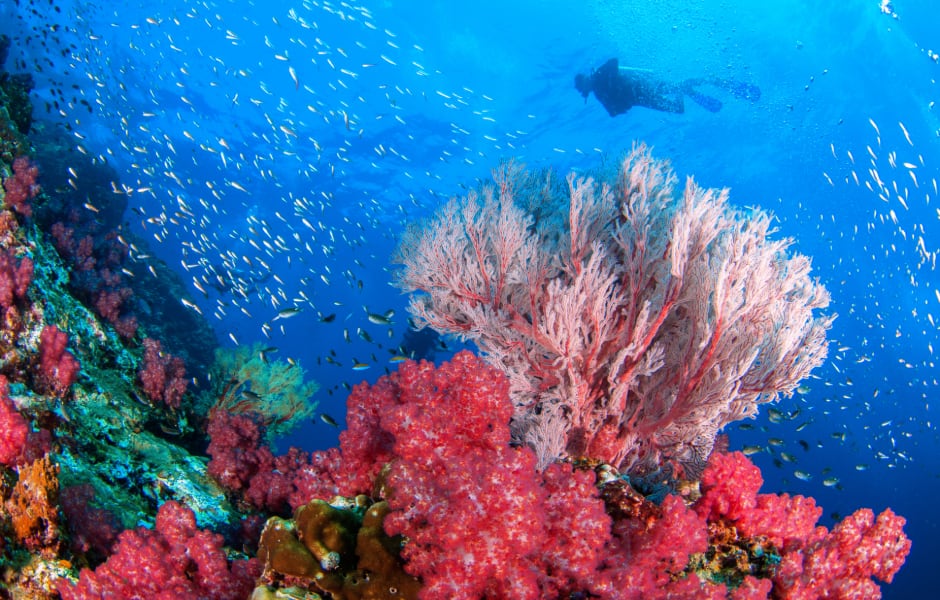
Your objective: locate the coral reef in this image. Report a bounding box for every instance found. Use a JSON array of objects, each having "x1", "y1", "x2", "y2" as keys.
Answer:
[
  {"x1": 0, "y1": 40, "x2": 251, "y2": 597},
  {"x1": 0, "y1": 41, "x2": 912, "y2": 599},
  {"x1": 246, "y1": 354, "x2": 909, "y2": 599}
]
